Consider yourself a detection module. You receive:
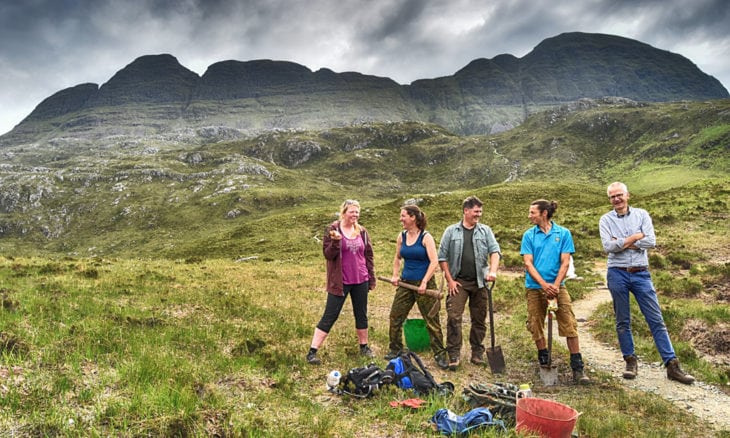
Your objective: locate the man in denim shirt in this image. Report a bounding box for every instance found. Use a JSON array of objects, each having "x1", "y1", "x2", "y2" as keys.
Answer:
[
  {"x1": 438, "y1": 196, "x2": 501, "y2": 370},
  {"x1": 599, "y1": 182, "x2": 694, "y2": 384}
]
